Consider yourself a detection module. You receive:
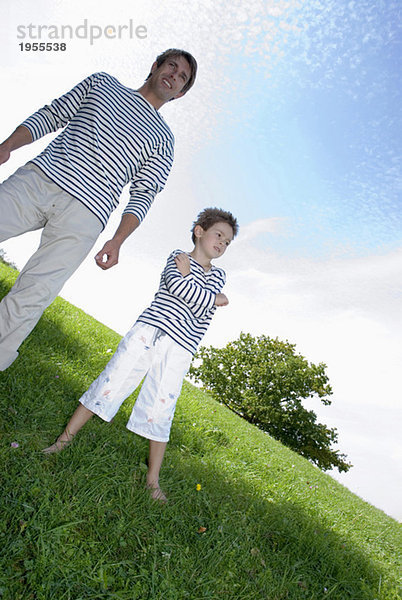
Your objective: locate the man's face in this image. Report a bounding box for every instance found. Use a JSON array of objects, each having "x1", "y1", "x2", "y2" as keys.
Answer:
[{"x1": 149, "y1": 55, "x2": 192, "y2": 102}]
